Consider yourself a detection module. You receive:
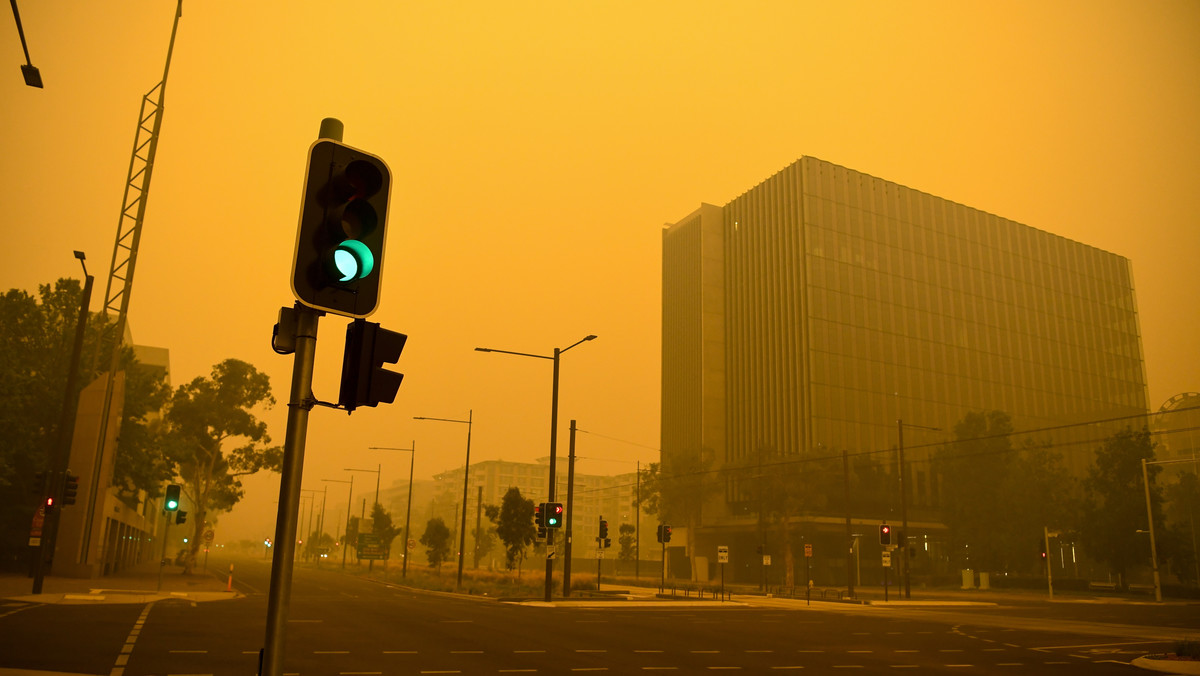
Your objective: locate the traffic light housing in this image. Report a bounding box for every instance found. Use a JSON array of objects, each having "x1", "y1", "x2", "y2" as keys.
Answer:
[
  {"x1": 534, "y1": 503, "x2": 546, "y2": 539},
  {"x1": 291, "y1": 139, "x2": 392, "y2": 318},
  {"x1": 165, "y1": 484, "x2": 181, "y2": 512},
  {"x1": 598, "y1": 518, "x2": 608, "y2": 540},
  {"x1": 657, "y1": 524, "x2": 672, "y2": 543},
  {"x1": 62, "y1": 472, "x2": 79, "y2": 505},
  {"x1": 339, "y1": 319, "x2": 406, "y2": 411},
  {"x1": 545, "y1": 502, "x2": 563, "y2": 528},
  {"x1": 176, "y1": 511, "x2": 188, "y2": 525},
  {"x1": 879, "y1": 524, "x2": 892, "y2": 546}
]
